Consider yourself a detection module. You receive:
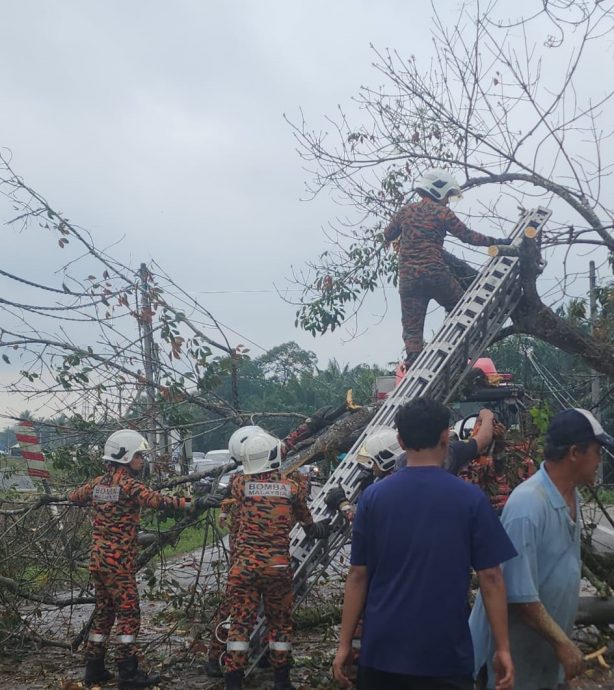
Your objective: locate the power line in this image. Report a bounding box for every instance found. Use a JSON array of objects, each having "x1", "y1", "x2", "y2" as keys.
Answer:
[{"x1": 523, "y1": 344, "x2": 614, "y2": 464}]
